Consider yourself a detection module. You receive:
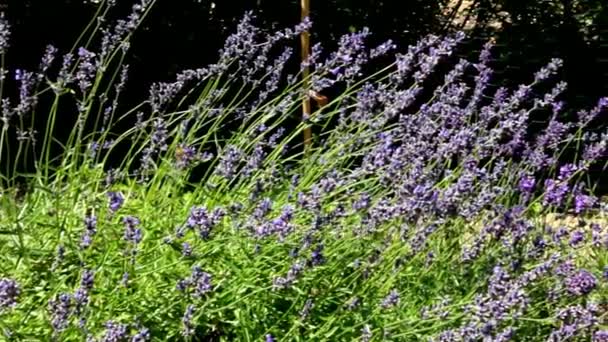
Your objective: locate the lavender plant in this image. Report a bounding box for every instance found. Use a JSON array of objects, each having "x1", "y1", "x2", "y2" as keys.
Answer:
[{"x1": 0, "y1": 1, "x2": 607, "y2": 341}]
